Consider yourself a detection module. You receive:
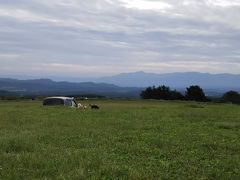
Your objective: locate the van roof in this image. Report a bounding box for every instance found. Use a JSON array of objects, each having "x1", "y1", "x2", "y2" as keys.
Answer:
[{"x1": 44, "y1": 97, "x2": 74, "y2": 100}]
